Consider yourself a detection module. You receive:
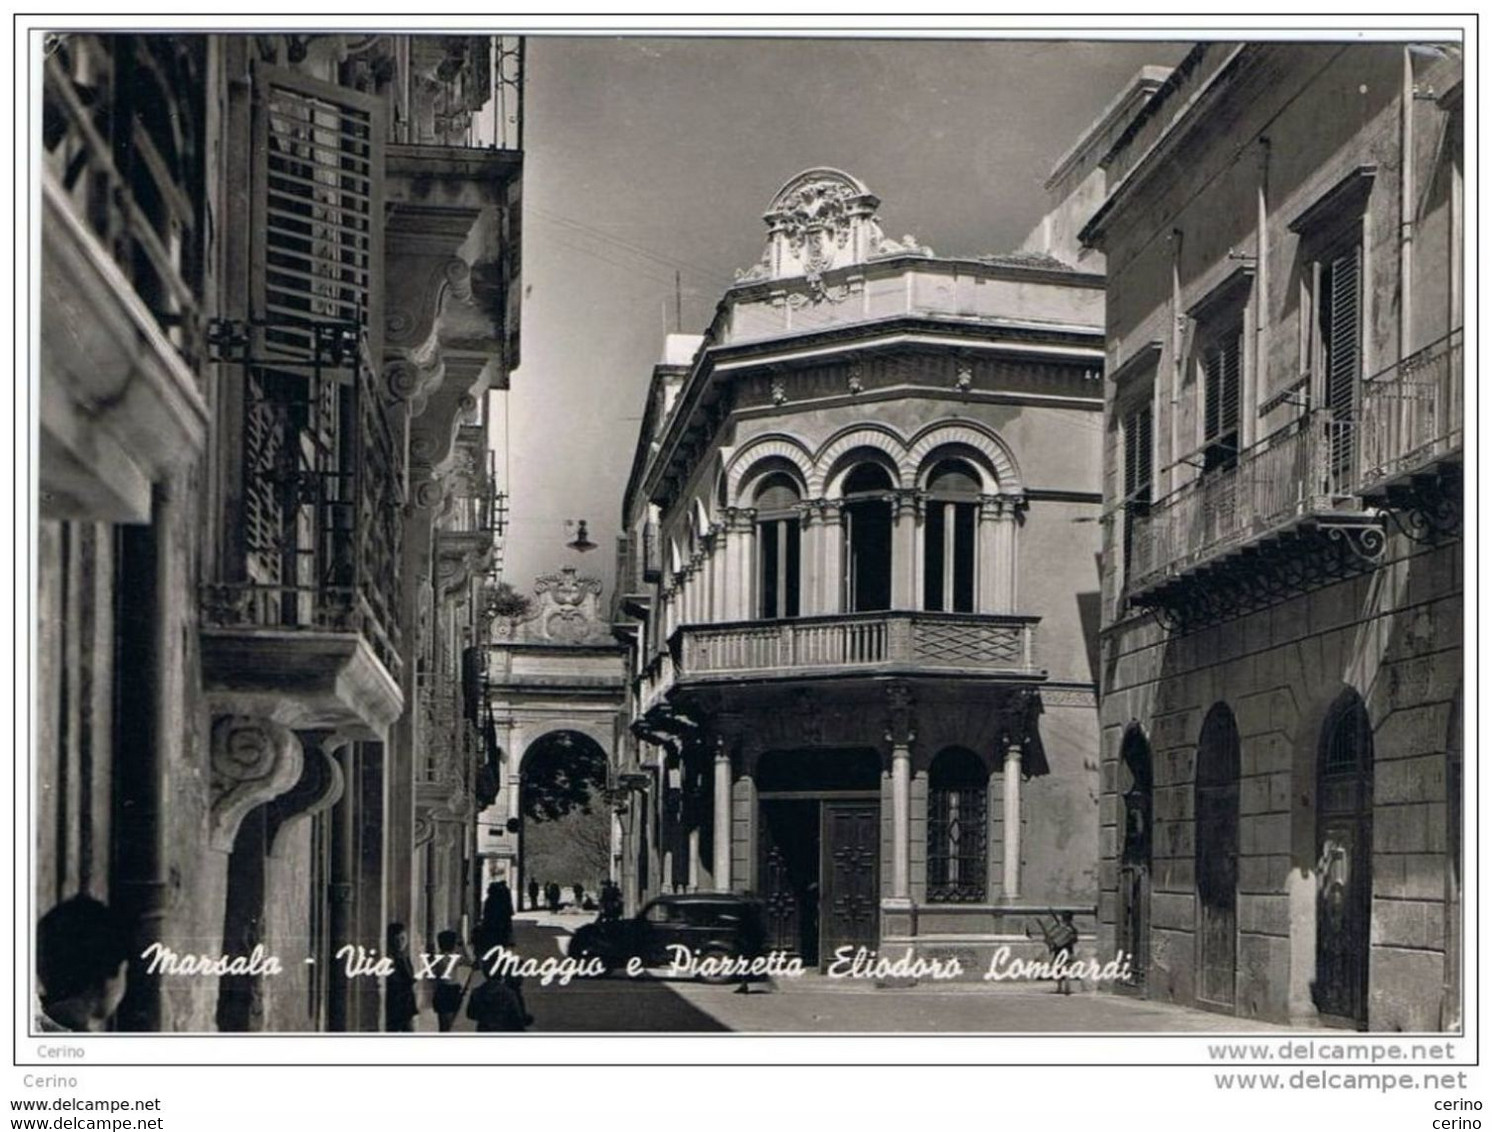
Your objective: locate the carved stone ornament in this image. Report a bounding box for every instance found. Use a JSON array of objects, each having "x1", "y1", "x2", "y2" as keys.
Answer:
[
  {"x1": 210, "y1": 716, "x2": 303, "y2": 852},
  {"x1": 265, "y1": 737, "x2": 346, "y2": 858},
  {"x1": 884, "y1": 681, "x2": 917, "y2": 748},
  {"x1": 750, "y1": 168, "x2": 887, "y2": 285}
]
